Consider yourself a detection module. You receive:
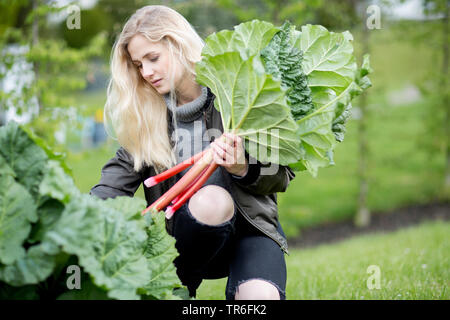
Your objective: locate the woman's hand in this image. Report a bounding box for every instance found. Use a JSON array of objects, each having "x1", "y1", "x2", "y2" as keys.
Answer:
[{"x1": 210, "y1": 132, "x2": 248, "y2": 177}]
